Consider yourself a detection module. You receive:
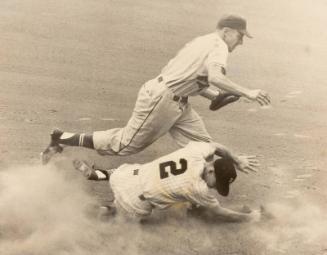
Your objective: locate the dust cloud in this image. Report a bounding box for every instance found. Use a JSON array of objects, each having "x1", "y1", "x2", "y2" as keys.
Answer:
[
  {"x1": 249, "y1": 200, "x2": 327, "y2": 254},
  {"x1": 0, "y1": 164, "x2": 144, "y2": 255},
  {"x1": 0, "y1": 164, "x2": 326, "y2": 255}
]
